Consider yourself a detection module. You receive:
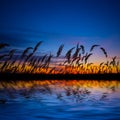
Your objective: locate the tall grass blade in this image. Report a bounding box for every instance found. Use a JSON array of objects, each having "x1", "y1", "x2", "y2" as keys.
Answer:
[
  {"x1": 25, "y1": 53, "x2": 33, "y2": 62},
  {"x1": 21, "y1": 47, "x2": 33, "y2": 58},
  {"x1": 85, "y1": 53, "x2": 92, "y2": 64},
  {"x1": 8, "y1": 49, "x2": 16, "y2": 60},
  {"x1": 56, "y1": 44, "x2": 64, "y2": 57},
  {"x1": 33, "y1": 41, "x2": 42, "y2": 53},
  {"x1": 65, "y1": 47, "x2": 75, "y2": 63},
  {"x1": 73, "y1": 43, "x2": 81, "y2": 59},
  {"x1": 90, "y1": 45, "x2": 100, "y2": 52},
  {"x1": 100, "y1": 47, "x2": 108, "y2": 57},
  {"x1": 80, "y1": 45, "x2": 85, "y2": 54},
  {"x1": 41, "y1": 54, "x2": 47, "y2": 63}
]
